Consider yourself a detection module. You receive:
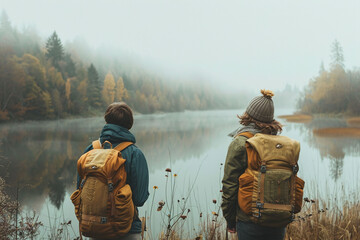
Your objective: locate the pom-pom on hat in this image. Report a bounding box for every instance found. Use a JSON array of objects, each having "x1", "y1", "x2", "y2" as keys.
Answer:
[{"x1": 245, "y1": 89, "x2": 275, "y2": 123}]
